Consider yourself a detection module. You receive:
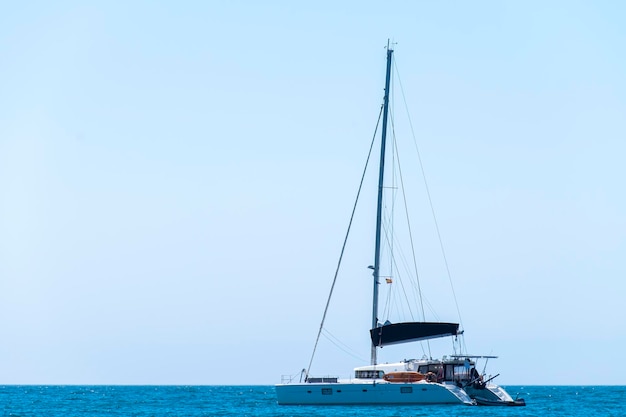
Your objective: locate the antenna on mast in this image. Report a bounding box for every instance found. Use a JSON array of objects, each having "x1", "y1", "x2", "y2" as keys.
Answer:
[{"x1": 385, "y1": 38, "x2": 398, "y2": 51}]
